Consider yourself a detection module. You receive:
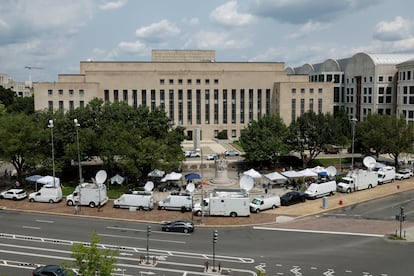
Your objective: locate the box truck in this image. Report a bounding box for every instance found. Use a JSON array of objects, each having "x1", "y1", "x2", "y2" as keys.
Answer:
[
  {"x1": 157, "y1": 192, "x2": 192, "y2": 211},
  {"x1": 250, "y1": 195, "x2": 280, "y2": 213},
  {"x1": 377, "y1": 166, "x2": 396, "y2": 184},
  {"x1": 337, "y1": 169, "x2": 377, "y2": 193},
  {"x1": 66, "y1": 183, "x2": 108, "y2": 208},
  {"x1": 29, "y1": 185, "x2": 62, "y2": 203},
  {"x1": 304, "y1": 180, "x2": 337, "y2": 199},
  {"x1": 193, "y1": 189, "x2": 250, "y2": 217},
  {"x1": 113, "y1": 191, "x2": 154, "y2": 210}
]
